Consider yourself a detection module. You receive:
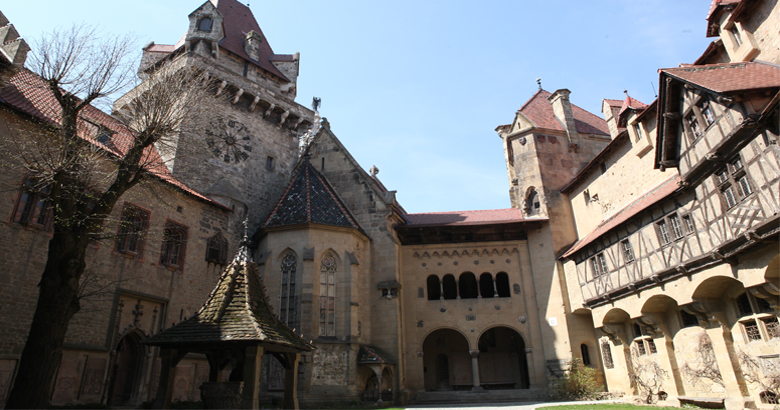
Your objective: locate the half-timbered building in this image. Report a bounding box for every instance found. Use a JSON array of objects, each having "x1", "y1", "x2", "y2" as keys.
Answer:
[{"x1": 559, "y1": 3, "x2": 780, "y2": 406}]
